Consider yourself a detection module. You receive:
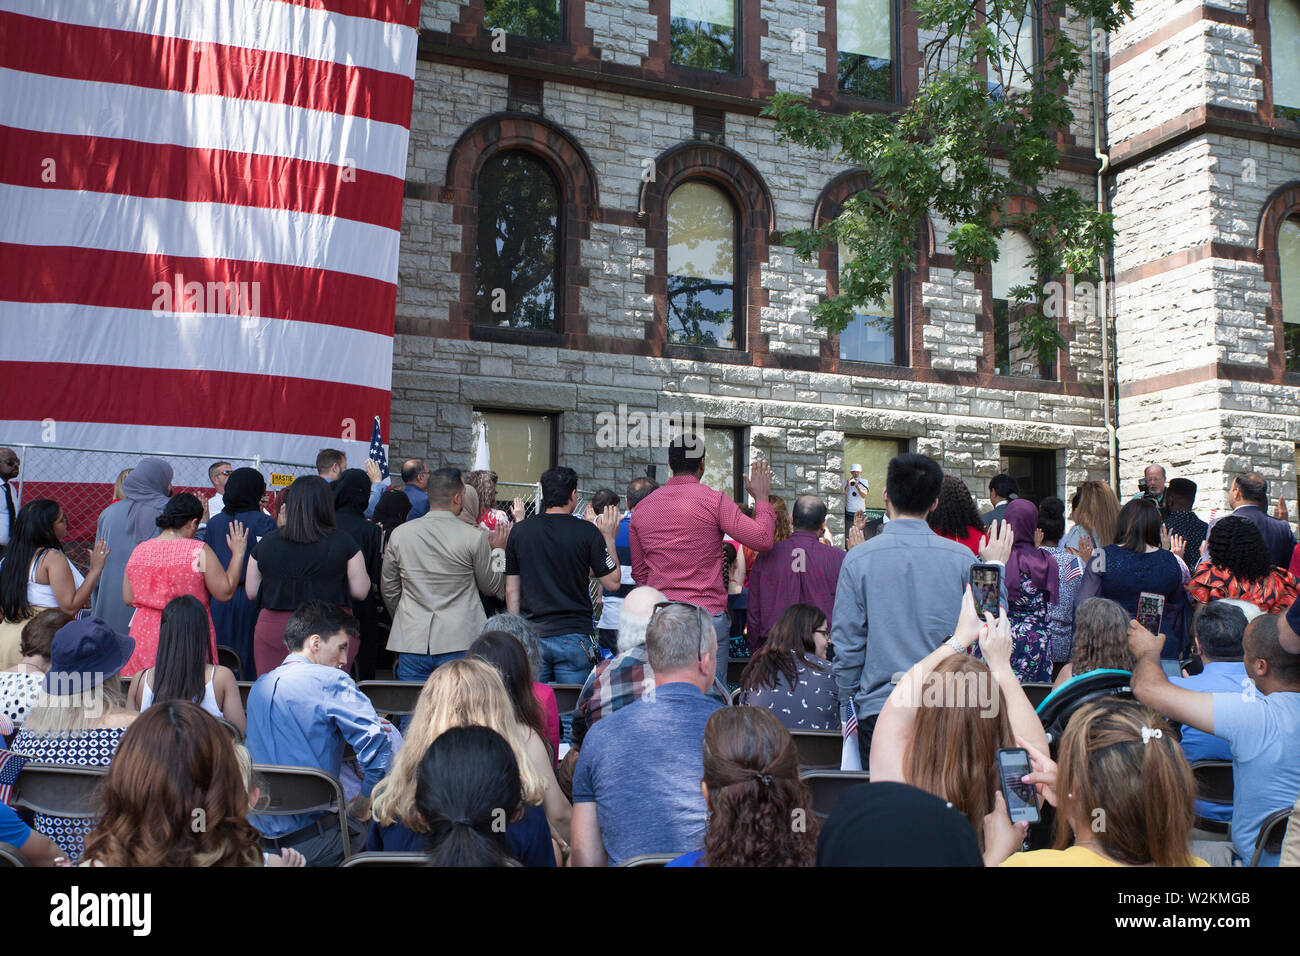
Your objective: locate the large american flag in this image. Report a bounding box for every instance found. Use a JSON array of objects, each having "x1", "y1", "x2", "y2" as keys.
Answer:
[{"x1": 0, "y1": 0, "x2": 418, "y2": 470}]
